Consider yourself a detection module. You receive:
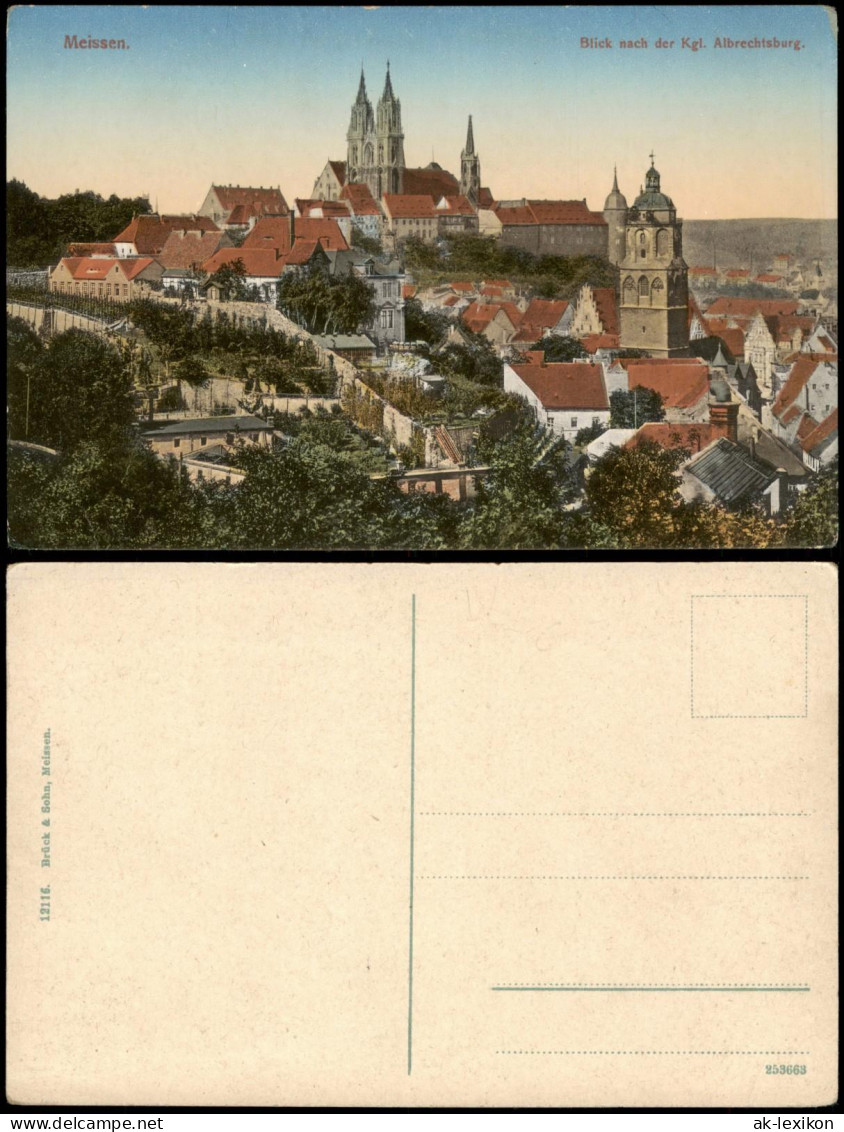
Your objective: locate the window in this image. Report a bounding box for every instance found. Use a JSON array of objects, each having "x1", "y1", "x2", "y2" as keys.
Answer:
[
  {"x1": 592, "y1": 416, "x2": 600, "y2": 426},
  {"x1": 200, "y1": 437, "x2": 207, "y2": 446},
  {"x1": 547, "y1": 413, "x2": 555, "y2": 427},
  {"x1": 173, "y1": 438, "x2": 180, "y2": 448},
  {"x1": 570, "y1": 416, "x2": 578, "y2": 428},
  {"x1": 226, "y1": 433, "x2": 235, "y2": 446},
  {"x1": 250, "y1": 433, "x2": 259, "y2": 442}
]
